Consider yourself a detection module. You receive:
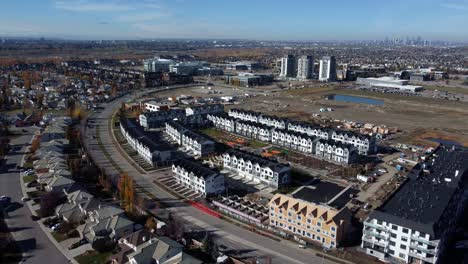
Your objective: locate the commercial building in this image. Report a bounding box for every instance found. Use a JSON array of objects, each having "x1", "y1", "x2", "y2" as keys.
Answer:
[
  {"x1": 356, "y1": 77, "x2": 423, "y2": 93},
  {"x1": 280, "y1": 54, "x2": 297, "y2": 78},
  {"x1": 226, "y1": 61, "x2": 262, "y2": 71},
  {"x1": 169, "y1": 61, "x2": 209, "y2": 75},
  {"x1": 297, "y1": 55, "x2": 314, "y2": 80},
  {"x1": 143, "y1": 58, "x2": 175, "y2": 72},
  {"x1": 196, "y1": 67, "x2": 224, "y2": 76},
  {"x1": 268, "y1": 182, "x2": 356, "y2": 248},
  {"x1": 171, "y1": 158, "x2": 225, "y2": 196},
  {"x1": 361, "y1": 145, "x2": 468, "y2": 264},
  {"x1": 223, "y1": 149, "x2": 290, "y2": 189},
  {"x1": 319, "y1": 56, "x2": 337, "y2": 82},
  {"x1": 224, "y1": 73, "x2": 274, "y2": 87}
]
